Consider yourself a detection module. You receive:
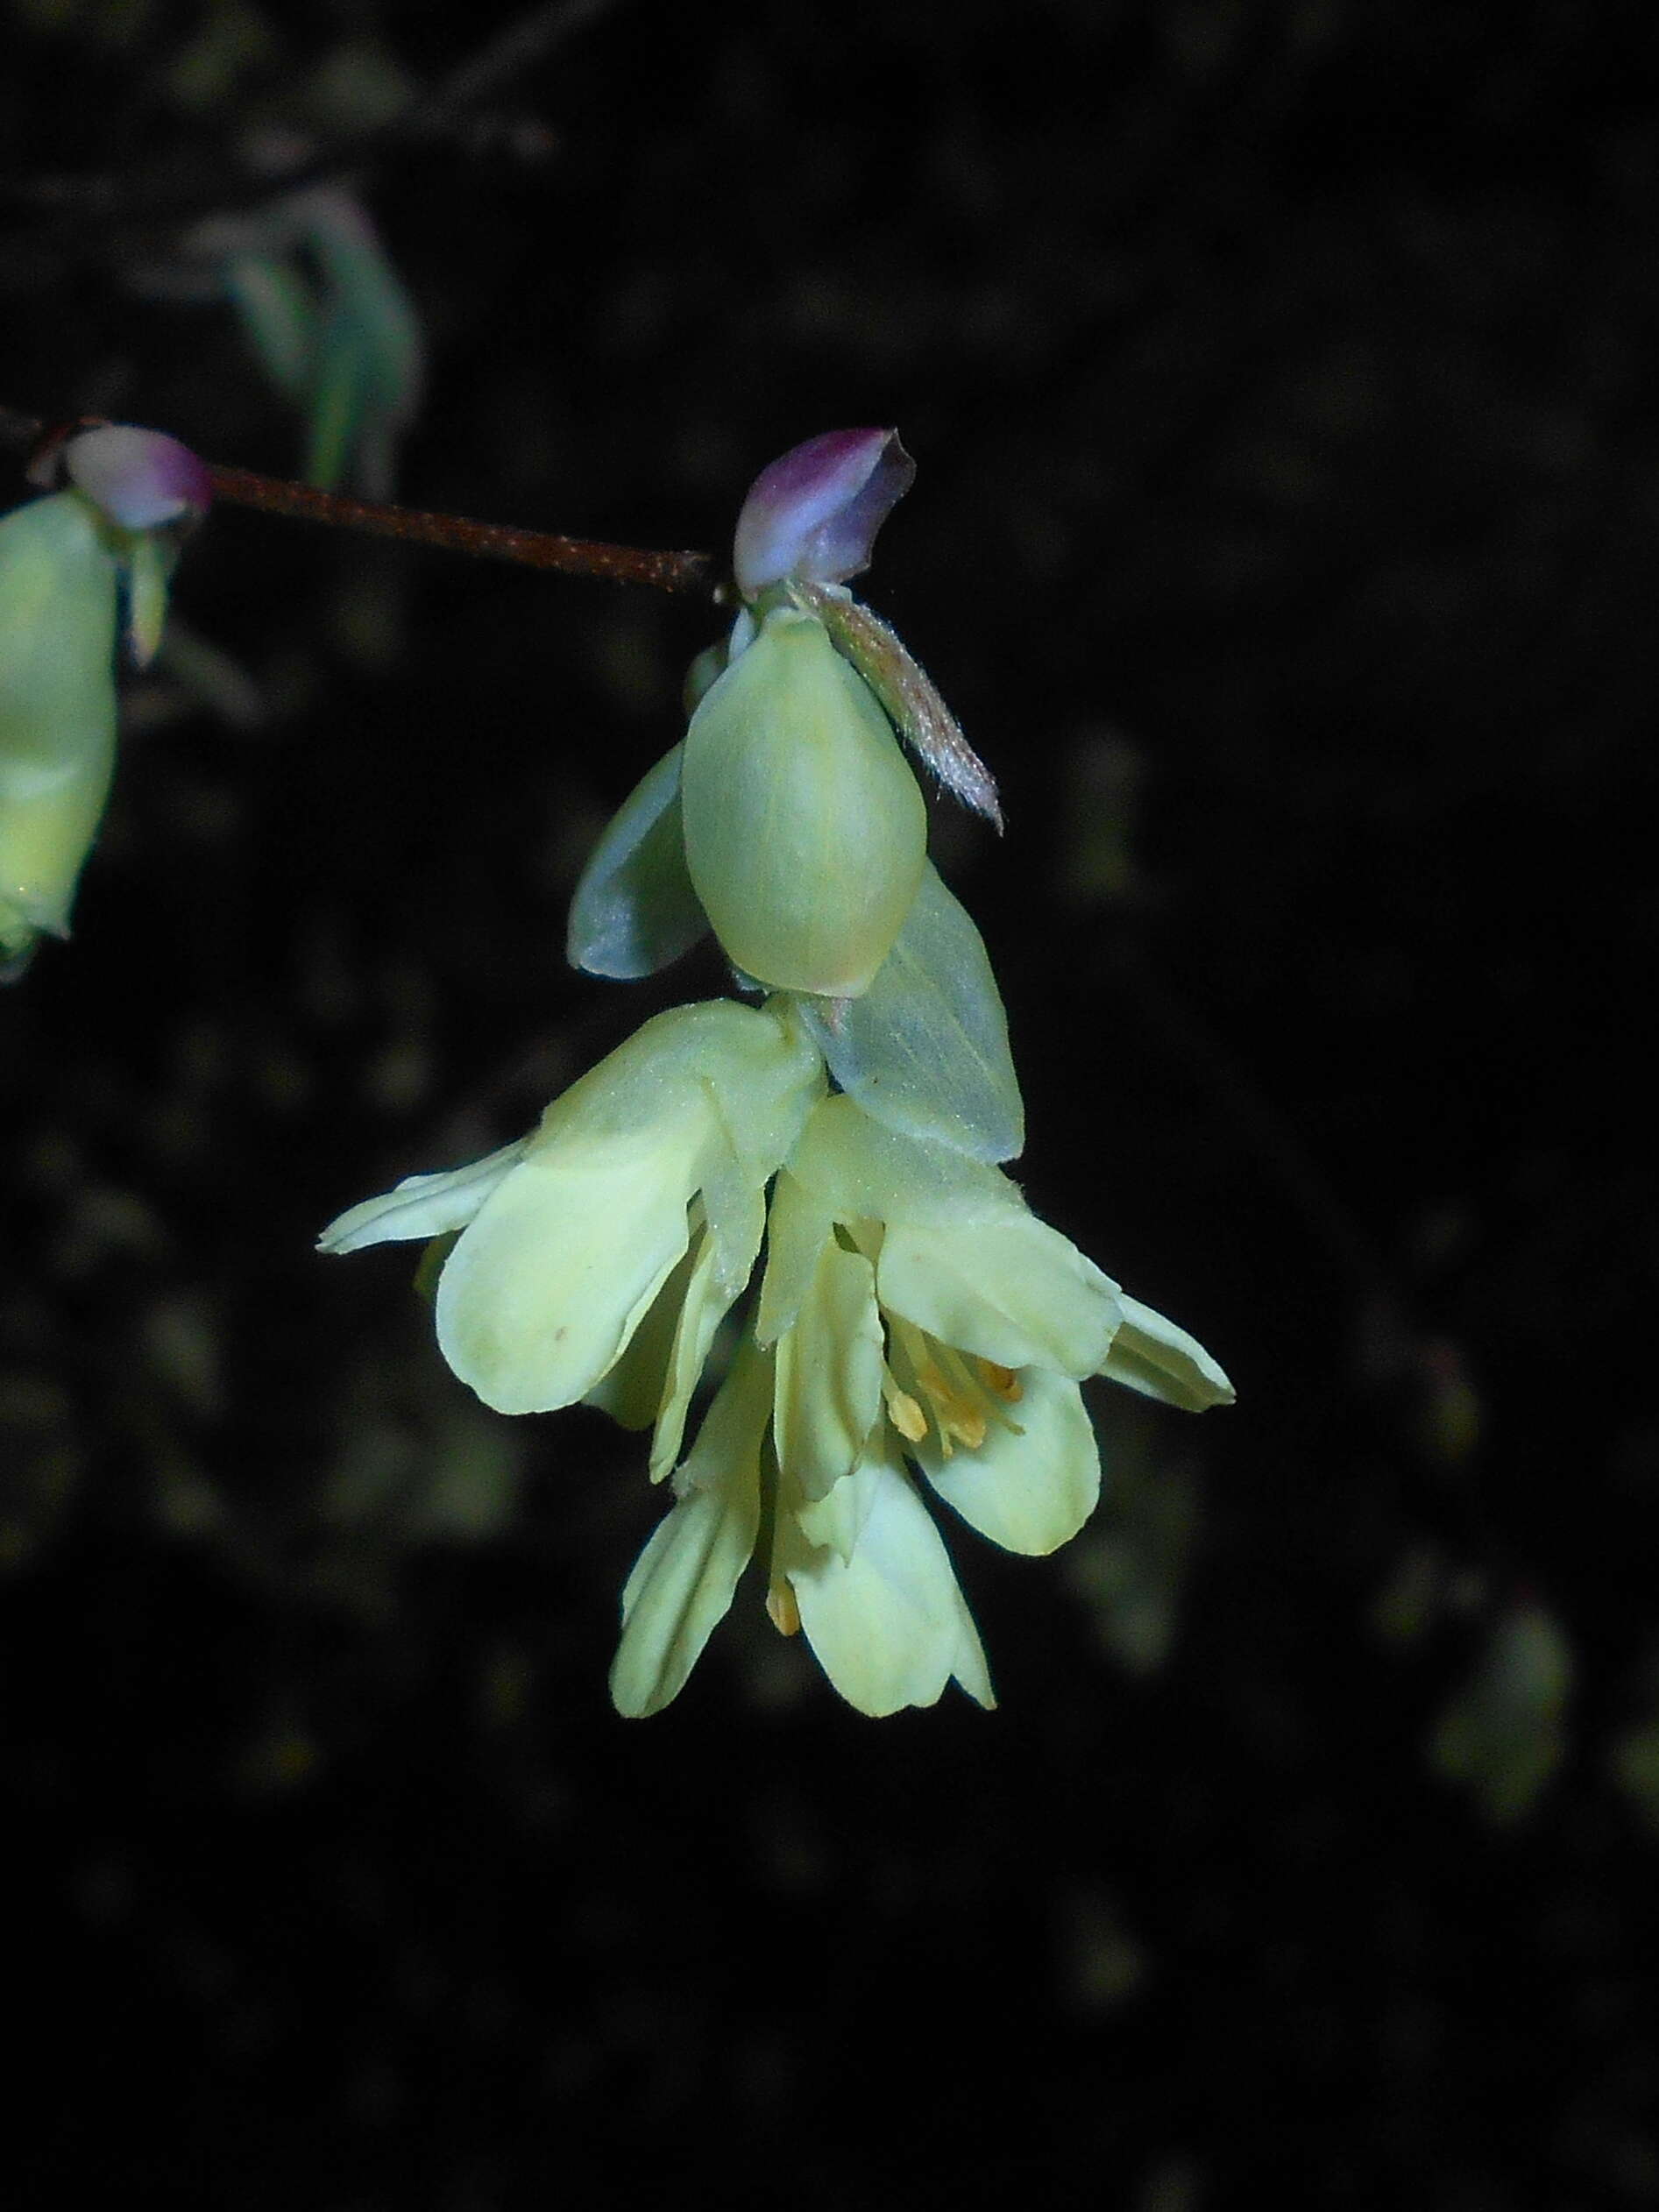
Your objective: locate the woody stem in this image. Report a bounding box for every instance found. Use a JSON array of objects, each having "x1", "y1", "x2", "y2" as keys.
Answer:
[{"x1": 1, "y1": 403, "x2": 720, "y2": 598}]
